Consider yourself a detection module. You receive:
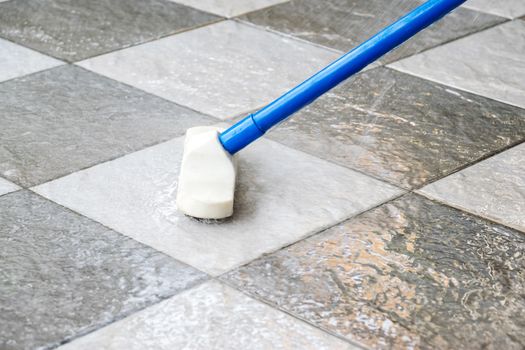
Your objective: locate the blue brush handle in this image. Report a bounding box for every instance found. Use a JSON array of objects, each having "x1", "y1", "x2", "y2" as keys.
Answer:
[{"x1": 219, "y1": 0, "x2": 466, "y2": 154}]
